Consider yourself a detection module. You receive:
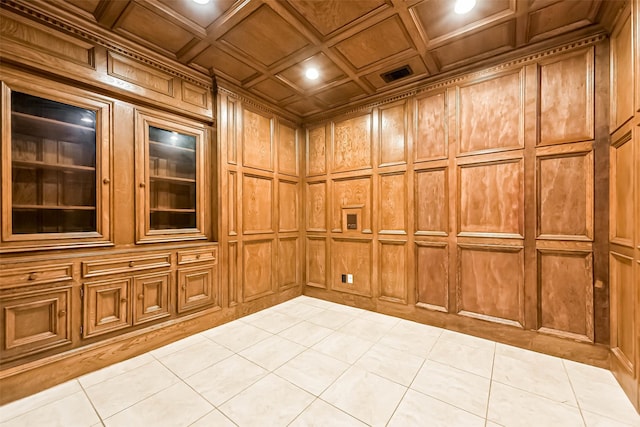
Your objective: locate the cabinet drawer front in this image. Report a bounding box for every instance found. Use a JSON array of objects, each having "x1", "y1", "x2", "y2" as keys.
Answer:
[
  {"x1": 82, "y1": 254, "x2": 171, "y2": 278},
  {"x1": 0, "y1": 264, "x2": 73, "y2": 289},
  {"x1": 177, "y1": 265, "x2": 218, "y2": 313},
  {"x1": 83, "y1": 278, "x2": 131, "y2": 338},
  {"x1": 133, "y1": 272, "x2": 171, "y2": 325},
  {"x1": 177, "y1": 247, "x2": 218, "y2": 265},
  {"x1": 0, "y1": 286, "x2": 72, "y2": 361}
]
